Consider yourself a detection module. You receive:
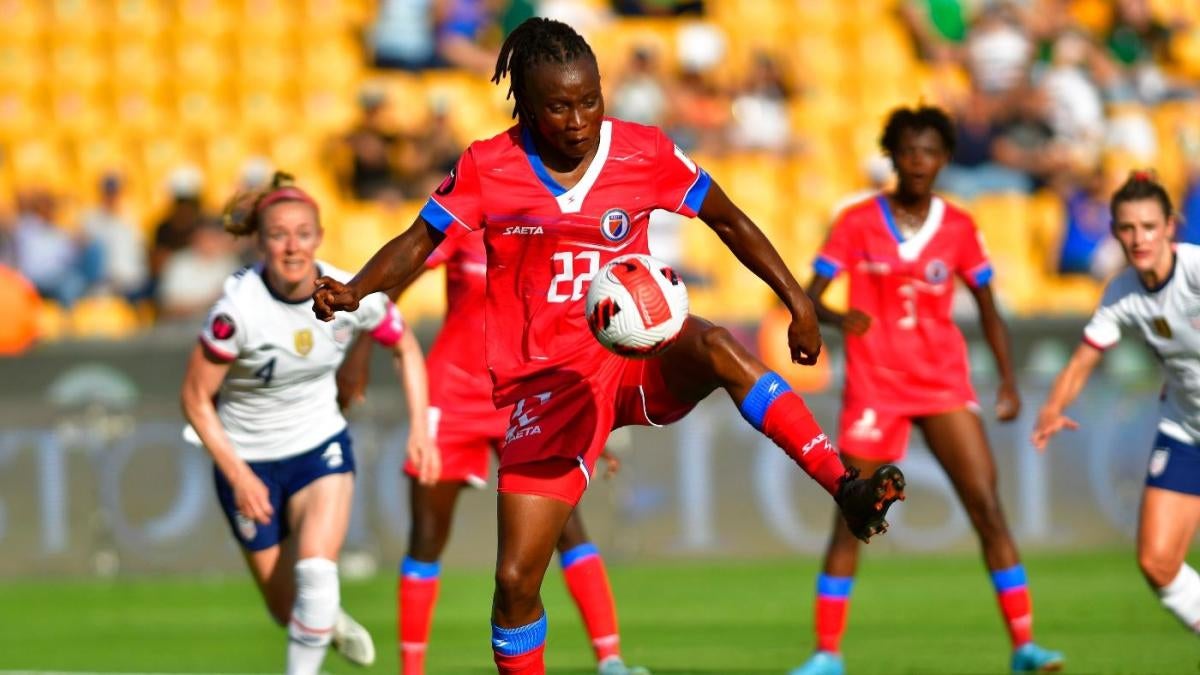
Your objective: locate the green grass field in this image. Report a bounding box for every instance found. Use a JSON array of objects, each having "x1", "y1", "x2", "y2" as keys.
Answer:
[{"x1": 0, "y1": 549, "x2": 1193, "y2": 674}]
